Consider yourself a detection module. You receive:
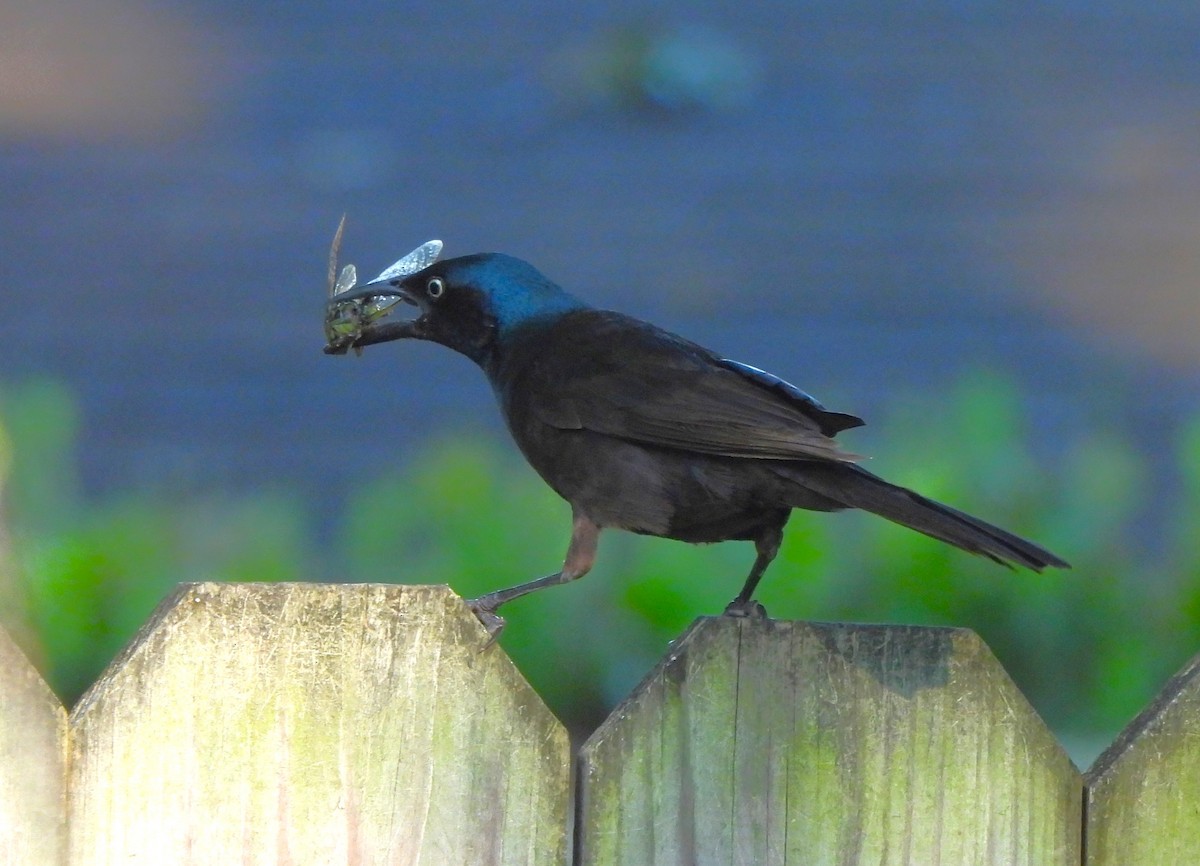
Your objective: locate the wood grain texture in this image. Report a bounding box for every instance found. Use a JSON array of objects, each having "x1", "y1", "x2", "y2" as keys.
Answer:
[
  {"x1": 578, "y1": 617, "x2": 1081, "y2": 865},
  {"x1": 0, "y1": 627, "x2": 66, "y2": 866},
  {"x1": 67, "y1": 582, "x2": 569, "y2": 866},
  {"x1": 1086, "y1": 651, "x2": 1200, "y2": 864}
]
